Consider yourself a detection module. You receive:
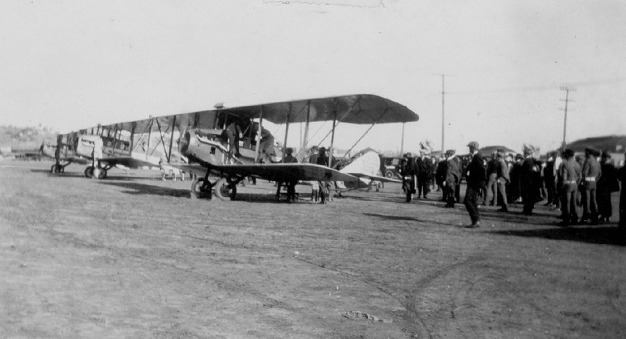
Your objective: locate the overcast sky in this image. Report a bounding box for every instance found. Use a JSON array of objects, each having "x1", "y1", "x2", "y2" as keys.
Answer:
[{"x1": 1, "y1": 0, "x2": 625, "y2": 154}]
